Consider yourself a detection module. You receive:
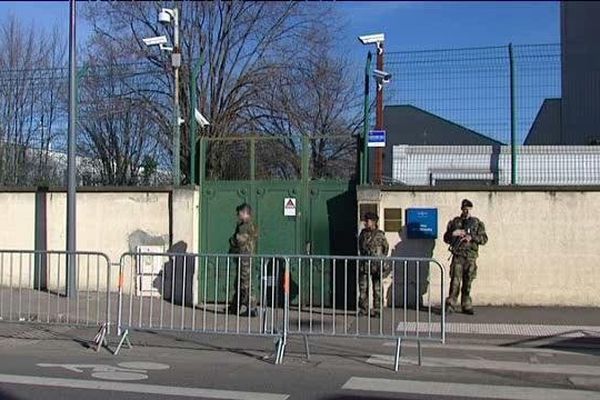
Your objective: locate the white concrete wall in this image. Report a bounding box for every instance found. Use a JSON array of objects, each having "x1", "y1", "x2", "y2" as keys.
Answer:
[
  {"x1": 359, "y1": 188, "x2": 600, "y2": 307},
  {"x1": 0, "y1": 188, "x2": 198, "y2": 294}
]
